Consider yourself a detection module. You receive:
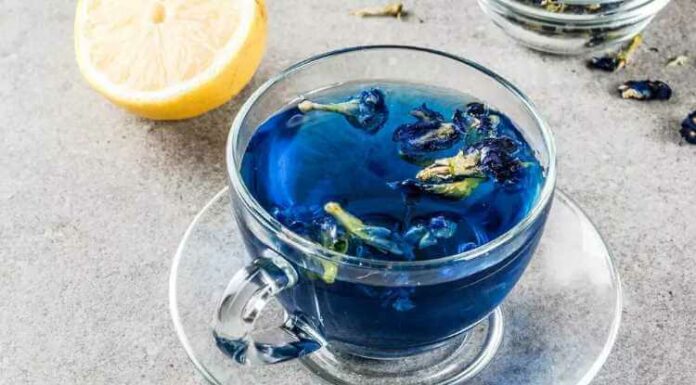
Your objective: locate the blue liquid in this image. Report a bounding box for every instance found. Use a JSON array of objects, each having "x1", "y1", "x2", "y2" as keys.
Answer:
[{"x1": 238, "y1": 82, "x2": 547, "y2": 357}]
